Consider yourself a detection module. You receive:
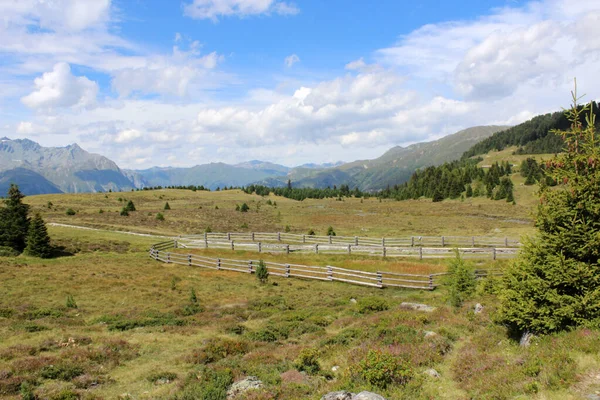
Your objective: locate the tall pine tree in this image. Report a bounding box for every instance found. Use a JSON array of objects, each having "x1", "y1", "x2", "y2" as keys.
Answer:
[
  {"x1": 0, "y1": 184, "x2": 30, "y2": 252},
  {"x1": 25, "y1": 213, "x2": 52, "y2": 258},
  {"x1": 499, "y1": 89, "x2": 600, "y2": 334}
]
